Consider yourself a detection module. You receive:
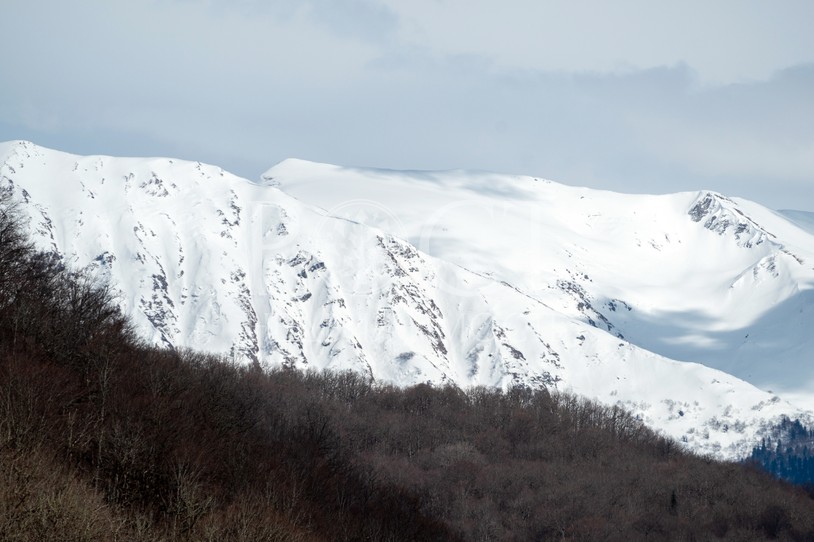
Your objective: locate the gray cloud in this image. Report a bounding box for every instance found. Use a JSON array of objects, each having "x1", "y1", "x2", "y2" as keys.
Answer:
[
  {"x1": 1, "y1": 0, "x2": 813, "y2": 210},
  {"x1": 306, "y1": 0, "x2": 399, "y2": 42},
  {"x1": 381, "y1": 0, "x2": 814, "y2": 85}
]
